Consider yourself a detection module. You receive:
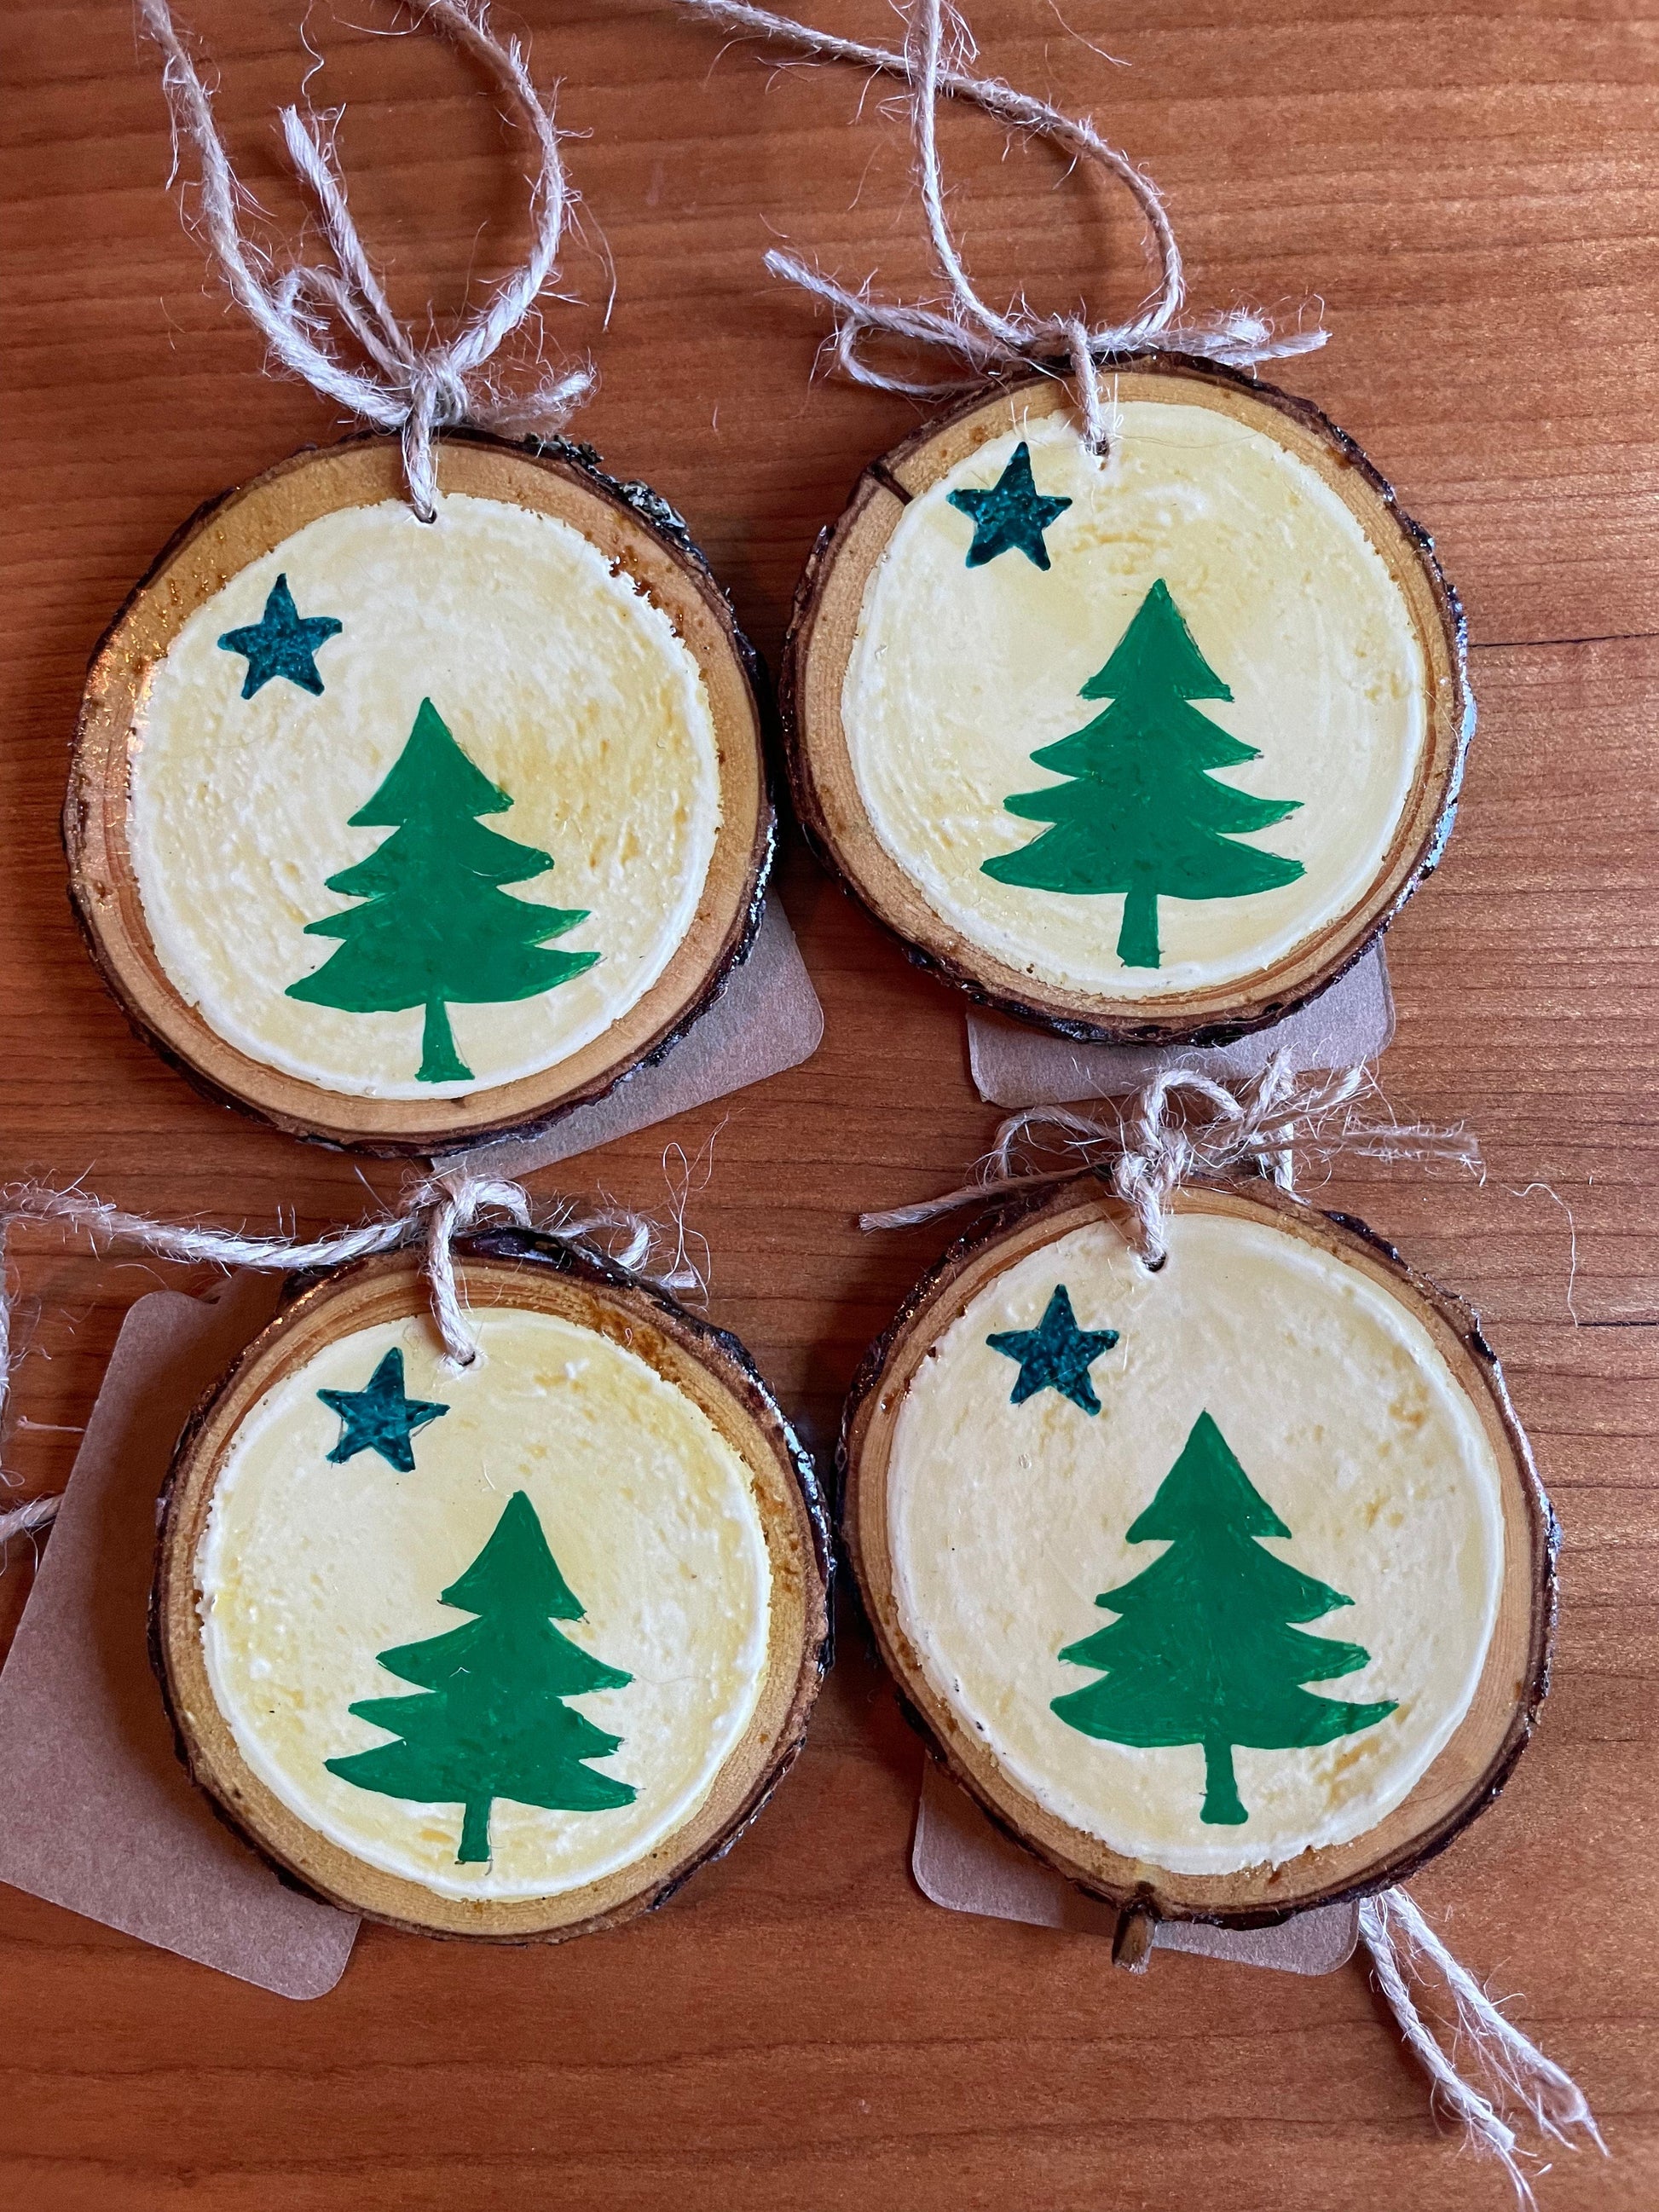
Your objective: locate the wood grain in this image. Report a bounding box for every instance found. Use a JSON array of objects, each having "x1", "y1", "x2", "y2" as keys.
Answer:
[{"x1": 2, "y1": 1, "x2": 1656, "y2": 2204}]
